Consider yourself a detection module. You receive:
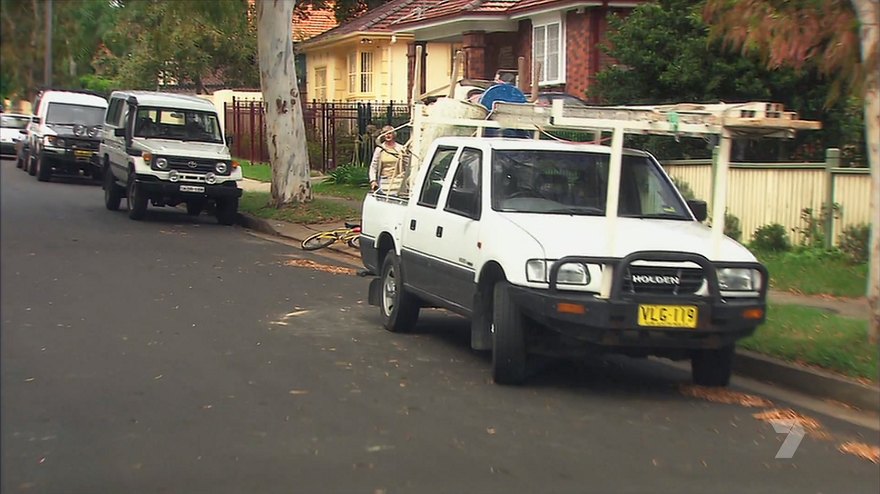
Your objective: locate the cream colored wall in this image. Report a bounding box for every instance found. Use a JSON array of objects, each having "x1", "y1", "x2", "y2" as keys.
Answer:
[
  {"x1": 424, "y1": 42, "x2": 455, "y2": 97},
  {"x1": 208, "y1": 89, "x2": 263, "y2": 131},
  {"x1": 662, "y1": 160, "x2": 872, "y2": 245}
]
